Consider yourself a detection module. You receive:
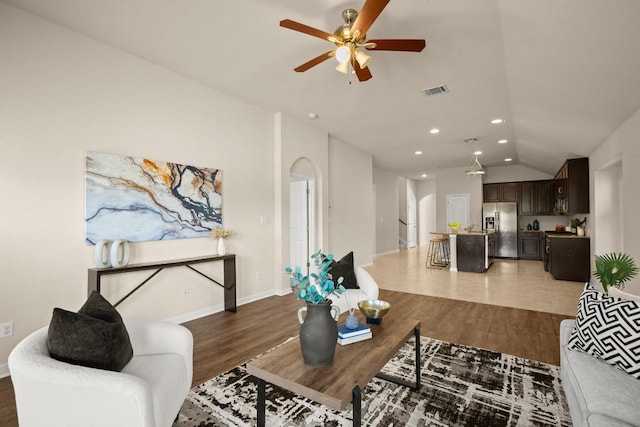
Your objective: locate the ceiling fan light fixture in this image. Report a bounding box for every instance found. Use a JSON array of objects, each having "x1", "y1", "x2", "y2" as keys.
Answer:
[
  {"x1": 335, "y1": 46, "x2": 351, "y2": 63},
  {"x1": 355, "y1": 50, "x2": 371, "y2": 68},
  {"x1": 335, "y1": 60, "x2": 350, "y2": 74}
]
